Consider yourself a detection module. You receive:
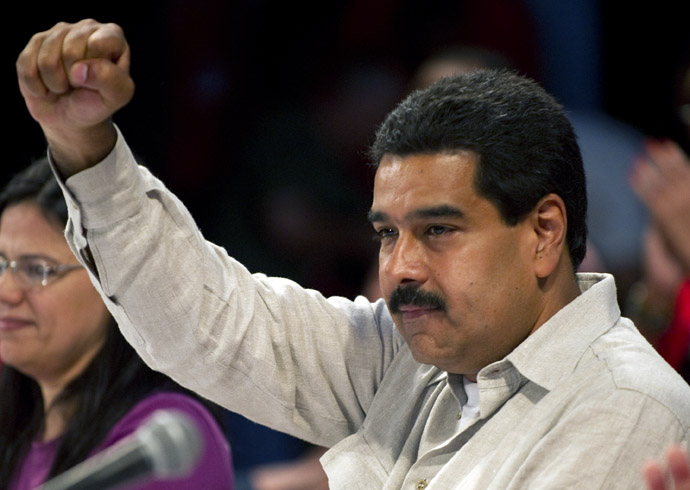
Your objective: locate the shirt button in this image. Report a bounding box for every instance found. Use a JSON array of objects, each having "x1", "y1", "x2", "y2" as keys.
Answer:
[
  {"x1": 456, "y1": 410, "x2": 462, "y2": 420},
  {"x1": 416, "y1": 478, "x2": 429, "y2": 489}
]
